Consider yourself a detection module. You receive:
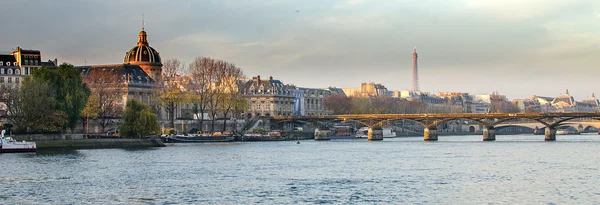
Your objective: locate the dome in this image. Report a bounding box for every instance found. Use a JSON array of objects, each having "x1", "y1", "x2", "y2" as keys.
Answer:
[{"x1": 124, "y1": 30, "x2": 162, "y2": 65}]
